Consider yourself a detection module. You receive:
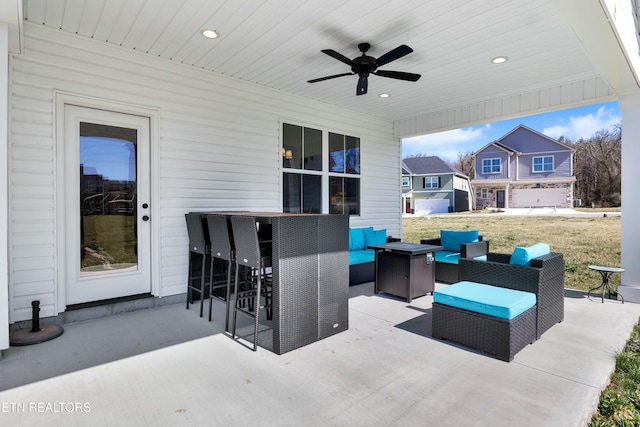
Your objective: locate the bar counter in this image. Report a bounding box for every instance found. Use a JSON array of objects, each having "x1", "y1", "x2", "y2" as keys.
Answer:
[{"x1": 202, "y1": 212, "x2": 350, "y2": 354}]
